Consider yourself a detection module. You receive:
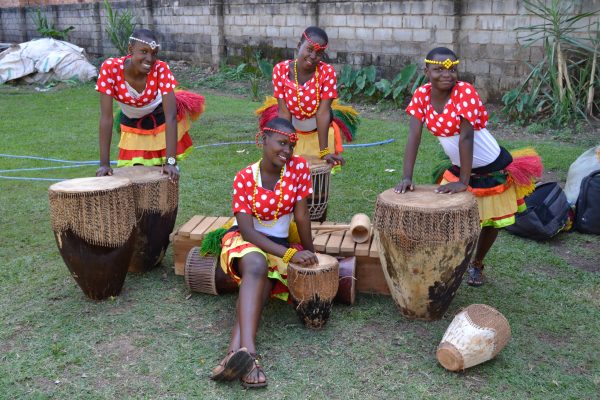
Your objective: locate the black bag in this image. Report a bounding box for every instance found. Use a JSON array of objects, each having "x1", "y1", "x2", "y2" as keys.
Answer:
[
  {"x1": 506, "y1": 182, "x2": 570, "y2": 240},
  {"x1": 575, "y1": 170, "x2": 600, "y2": 234}
]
